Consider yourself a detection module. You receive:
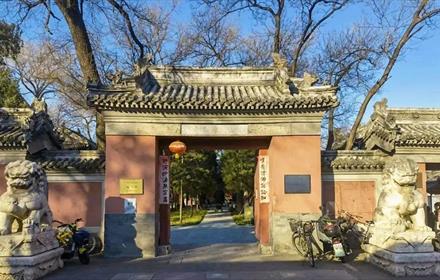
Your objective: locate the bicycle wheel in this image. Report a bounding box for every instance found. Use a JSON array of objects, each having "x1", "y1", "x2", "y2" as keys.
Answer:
[
  {"x1": 306, "y1": 235, "x2": 315, "y2": 267},
  {"x1": 292, "y1": 234, "x2": 308, "y2": 257}
]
